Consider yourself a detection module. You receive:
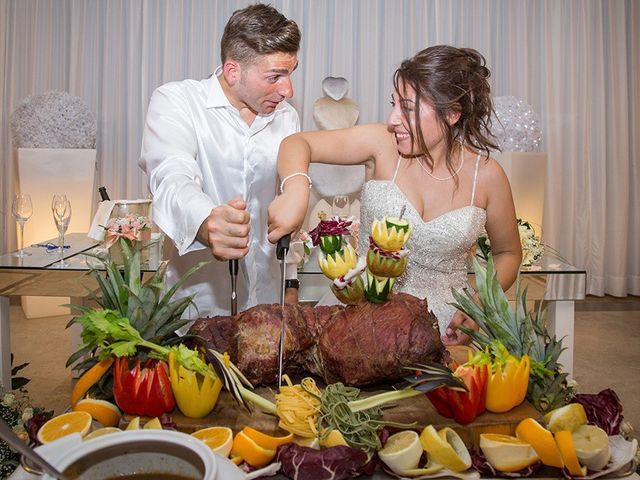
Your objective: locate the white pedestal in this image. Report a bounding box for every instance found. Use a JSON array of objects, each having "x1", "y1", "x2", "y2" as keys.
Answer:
[
  {"x1": 494, "y1": 151, "x2": 546, "y2": 231},
  {"x1": 17, "y1": 148, "x2": 97, "y2": 318}
]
